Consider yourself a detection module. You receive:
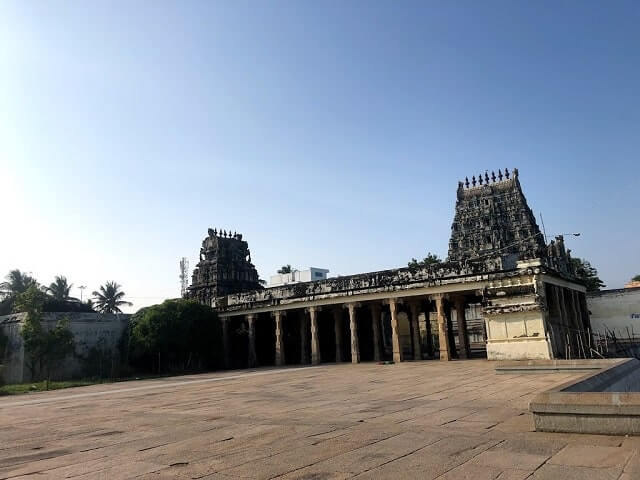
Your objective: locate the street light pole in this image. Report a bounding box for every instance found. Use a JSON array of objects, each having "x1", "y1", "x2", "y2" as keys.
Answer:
[{"x1": 79, "y1": 285, "x2": 86, "y2": 302}]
